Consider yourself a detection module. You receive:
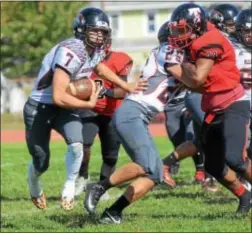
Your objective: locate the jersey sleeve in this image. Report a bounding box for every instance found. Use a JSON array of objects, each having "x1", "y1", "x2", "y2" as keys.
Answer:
[
  {"x1": 52, "y1": 46, "x2": 83, "y2": 76},
  {"x1": 192, "y1": 31, "x2": 224, "y2": 60},
  {"x1": 157, "y1": 44, "x2": 184, "y2": 71}
]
